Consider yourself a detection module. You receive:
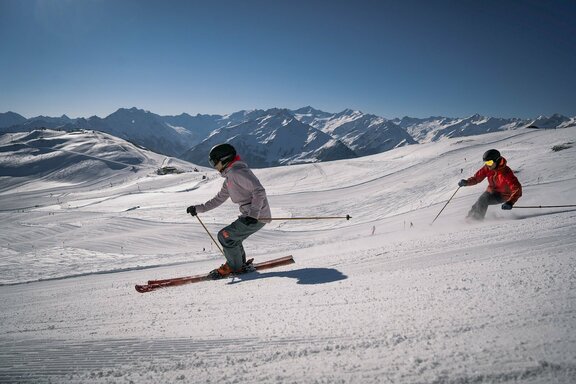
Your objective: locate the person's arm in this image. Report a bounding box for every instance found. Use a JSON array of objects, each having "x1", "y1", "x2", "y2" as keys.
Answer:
[
  {"x1": 504, "y1": 169, "x2": 522, "y2": 204},
  {"x1": 196, "y1": 181, "x2": 230, "y2": 213},
  {"x1": 466, "y1": 167, "x2": 488, "y2": 186}
]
